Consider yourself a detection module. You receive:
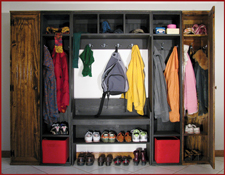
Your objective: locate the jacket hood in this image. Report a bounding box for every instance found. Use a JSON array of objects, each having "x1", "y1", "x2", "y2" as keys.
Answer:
[{"x1": 193, "y1": 49, "x2": 208, "y2": 70}]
